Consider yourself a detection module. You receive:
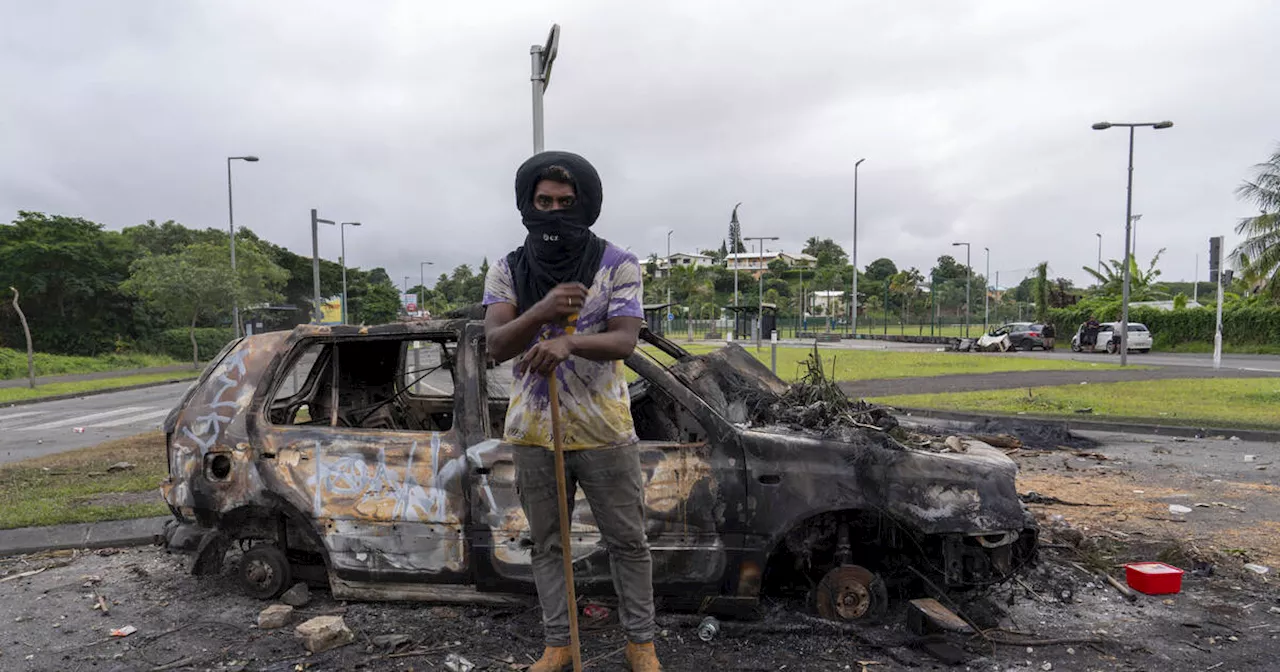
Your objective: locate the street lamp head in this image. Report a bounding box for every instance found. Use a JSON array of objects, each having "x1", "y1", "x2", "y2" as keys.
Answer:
[
  {"x1": 952, "y1": 242, "x2": 966, "y2": 247},
  {"x1": 1091, "y1": 122, "x2": 1113, "y2": 130},
  {"x1": 341, "y1": 221, "x2": 361, "y2": 227},
  {"x1": 242, "y1": 156, "x2": 260, "y2": 162},
  {"x1": 1153, "y1": 121, "x2": 1174, "y2": 129},
  {"x1": 855, "y1": 158, "x2": 866, "y2": 167}
]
